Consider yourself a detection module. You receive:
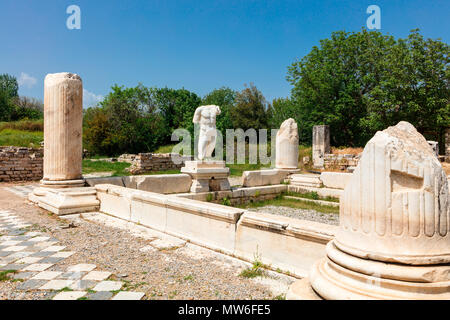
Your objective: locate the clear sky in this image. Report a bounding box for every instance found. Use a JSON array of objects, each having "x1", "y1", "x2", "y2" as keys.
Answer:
[{"x1": 0, "y1": 0, "x2": 448, "y2": 108}]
